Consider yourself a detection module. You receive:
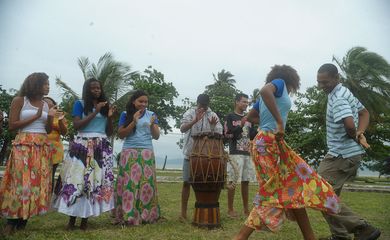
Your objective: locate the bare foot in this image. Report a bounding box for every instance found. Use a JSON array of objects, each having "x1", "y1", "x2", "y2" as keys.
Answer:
[
  {"x1": 178, "y1": 215, "x2": 187, "y2": 222},
  {"x1": 111, "y1": 218, "x2": 122, "y2": 225},
  {"x1": 243, "y1": 210, "x2": 250, "y2": 217},
  {"x1": 157, "y1": 216, "x2": 168, "y2": 223},
  {"x1": 227, "y1": 210, "x2": 239, "y2": 219}
]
